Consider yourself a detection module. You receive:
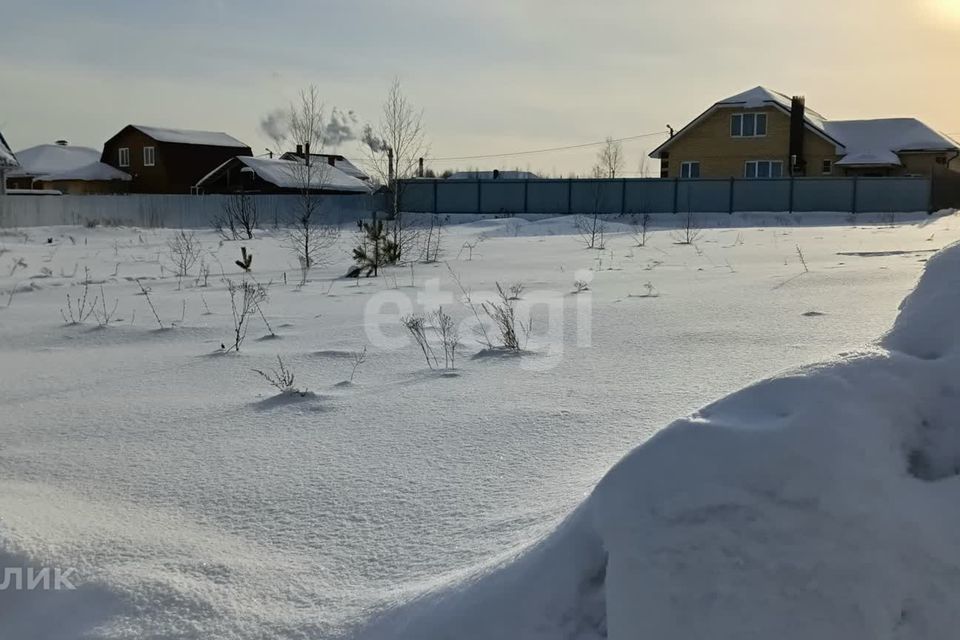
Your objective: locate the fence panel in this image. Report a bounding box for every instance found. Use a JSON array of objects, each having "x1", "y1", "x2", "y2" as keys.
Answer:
[
  {"x1": 733, "y1": 179, "x2": 791, "y2": 212},
  {"x1": 792, "y1": 179, "x2": 855, "y2": 212},
  {"x1": 624, "y1": 179, "x2": 675, "y2": 213},
  {"x1": 570, "y1": 180, "x2": 622, "y2": 214},
  {"x1": 480, "y1": 181, "x2": 526, "y2": 213},
  {"x1": 0, "y1": 193, "x2": 384, "y2": 228},
  {"x1": 856, "y1": 178, "x2": 931, "y2": 213},
  {"x1": 526, "y1": 181, "x2": 569, "y2": 213},
  {"x1": 674, "y1": 180, "x2": 731, "y2": 213}
]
